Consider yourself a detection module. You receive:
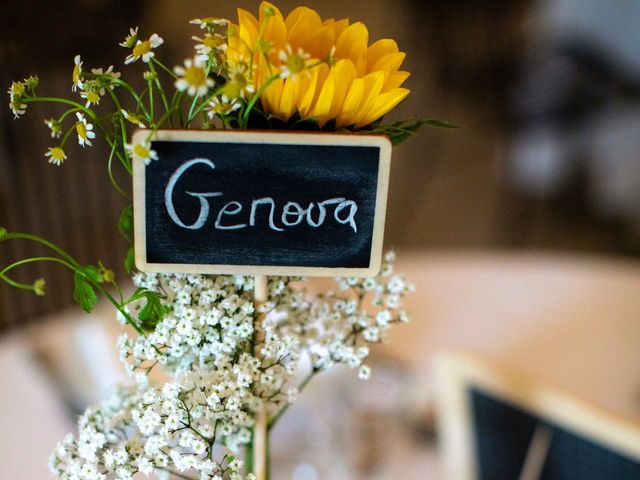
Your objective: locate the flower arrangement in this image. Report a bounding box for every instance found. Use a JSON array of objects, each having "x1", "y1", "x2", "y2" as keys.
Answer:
[{"x1": 2, "y1": 2, "x2": 451, "y2": 478}]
